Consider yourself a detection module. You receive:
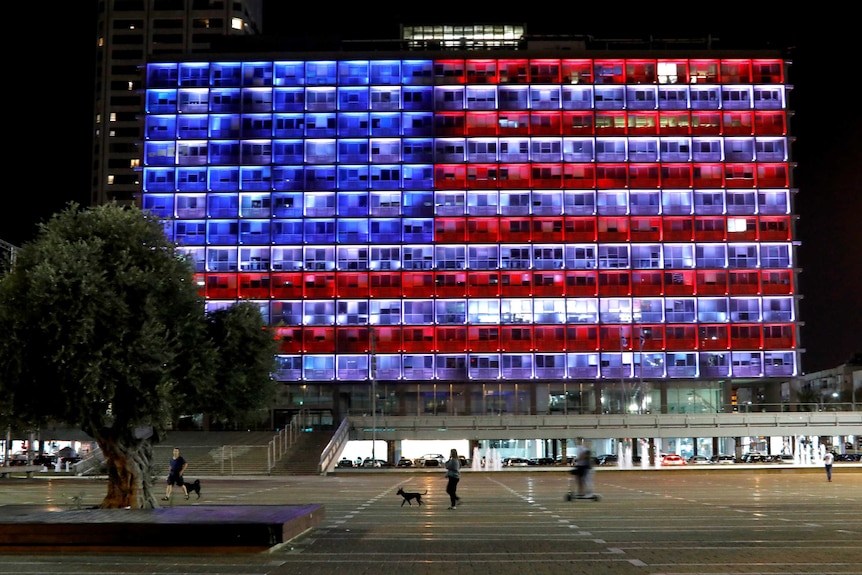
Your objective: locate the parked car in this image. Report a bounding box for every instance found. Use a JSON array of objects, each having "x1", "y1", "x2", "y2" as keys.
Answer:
[
  {"x1": 415, "y1": 453, "x2": 446, "y2": 467},
  {"x1": 529, "y1": 457, "x2": 555, "y2": 466},
  {"x1": 56, "y1": 446, "x2": 81, "y2": 467},
  {"x1": 661, "y1": 454, "x2": 686, "y2": 466},
  {"x1": 740, "y1": 452, "x2": 768, "y2": 464},
  {"x1": 770, "y1": 454, "x2": 794, "y2": 464},
  {"x1": 503, "y1": 457, "x2": 531, "y2": 467},
  {"x1": 711, "y1": 454, "x2": 736, "y2": 464},
  {"x1": 362, "y1": 458, "x2": 390, "y2": 468},
  {"x1": 687, "y1": 454, "x2": 711, "y2": 465},
  {"x1": 33, "y1": 454, "x2": 59, "y2": 467},
  {"x1": 336, "y1": 458, "x2": 354, "y2": 468},
  {"x1": 596, "y1": 454, "x2": 618, "y2": 466},
  {"x1": 396, "y1": 457, "x2": 414, "y2": 467},
  {"x1": 7, "y1": 452, "x2": 30, "y2": 466},
  {"x1": 835, "y1": 453, "x2": 861, "y2": 462}
]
